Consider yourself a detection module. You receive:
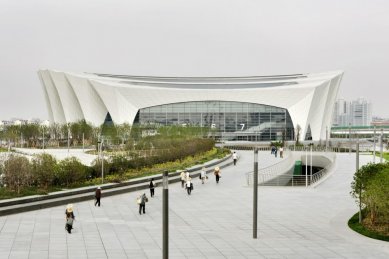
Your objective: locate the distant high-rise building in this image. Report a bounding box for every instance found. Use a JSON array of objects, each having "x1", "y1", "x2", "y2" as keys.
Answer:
[{"x1": 332, "y1": 98, "x2": 372, "y2": 126}]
